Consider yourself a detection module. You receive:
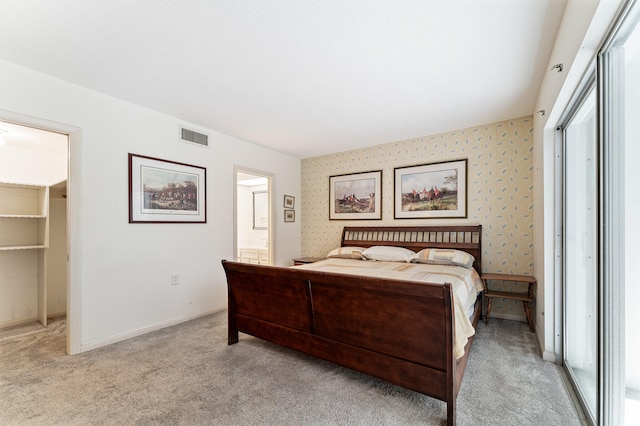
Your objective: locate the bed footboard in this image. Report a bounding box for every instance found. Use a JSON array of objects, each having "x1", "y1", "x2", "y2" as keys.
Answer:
[{"x1": 222, "y1": 260, "x2": 469, "y2": 425}]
